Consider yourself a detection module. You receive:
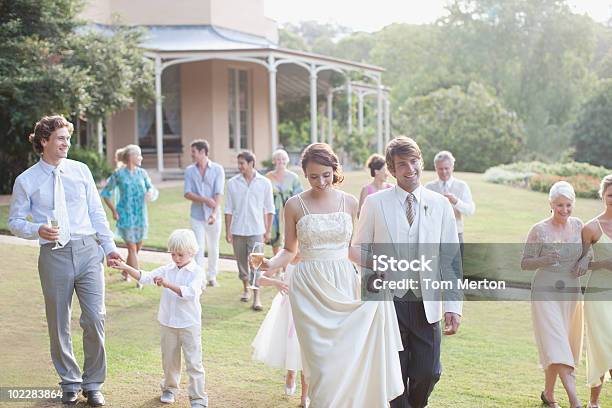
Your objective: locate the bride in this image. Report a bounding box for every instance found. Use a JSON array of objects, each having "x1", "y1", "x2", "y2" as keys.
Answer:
[{"x1": 257, "y1": 143, "x2": 404, "y2": 407}]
